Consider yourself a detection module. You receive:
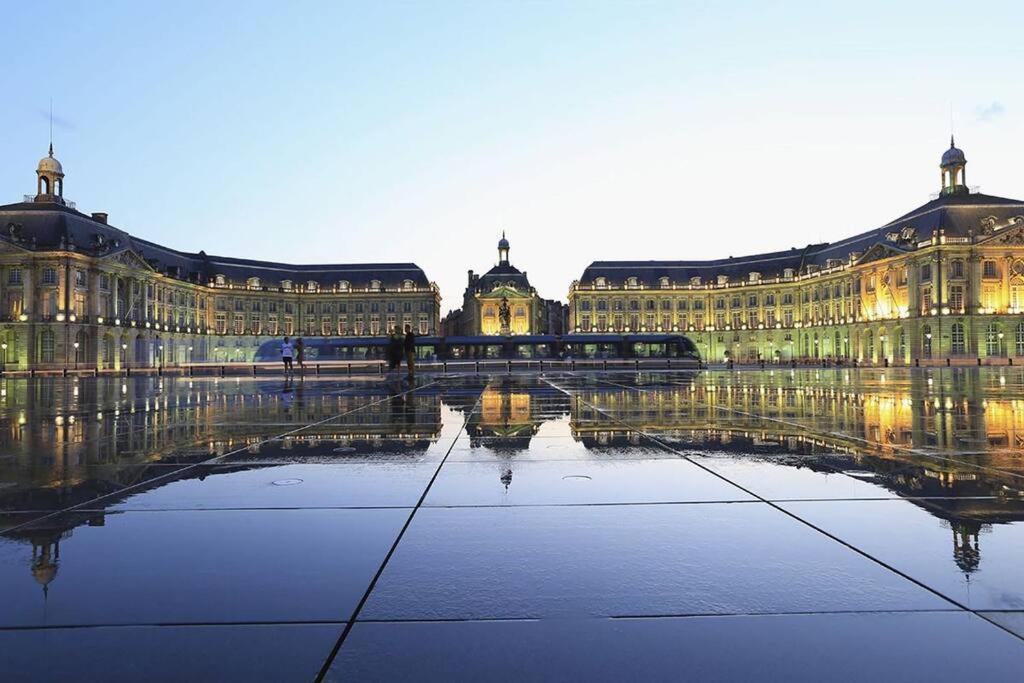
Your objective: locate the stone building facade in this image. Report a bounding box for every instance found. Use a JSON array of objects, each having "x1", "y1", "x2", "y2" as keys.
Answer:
[
  {"x1": 0, "y1": 147, "x2": 441, "y2": 370},
  {"x1": 569, "y1": 140, "x2": 1024, "y2": 364},
  {"x1": 448, "y1": 234, "x2": 565, "y2": 336}
]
